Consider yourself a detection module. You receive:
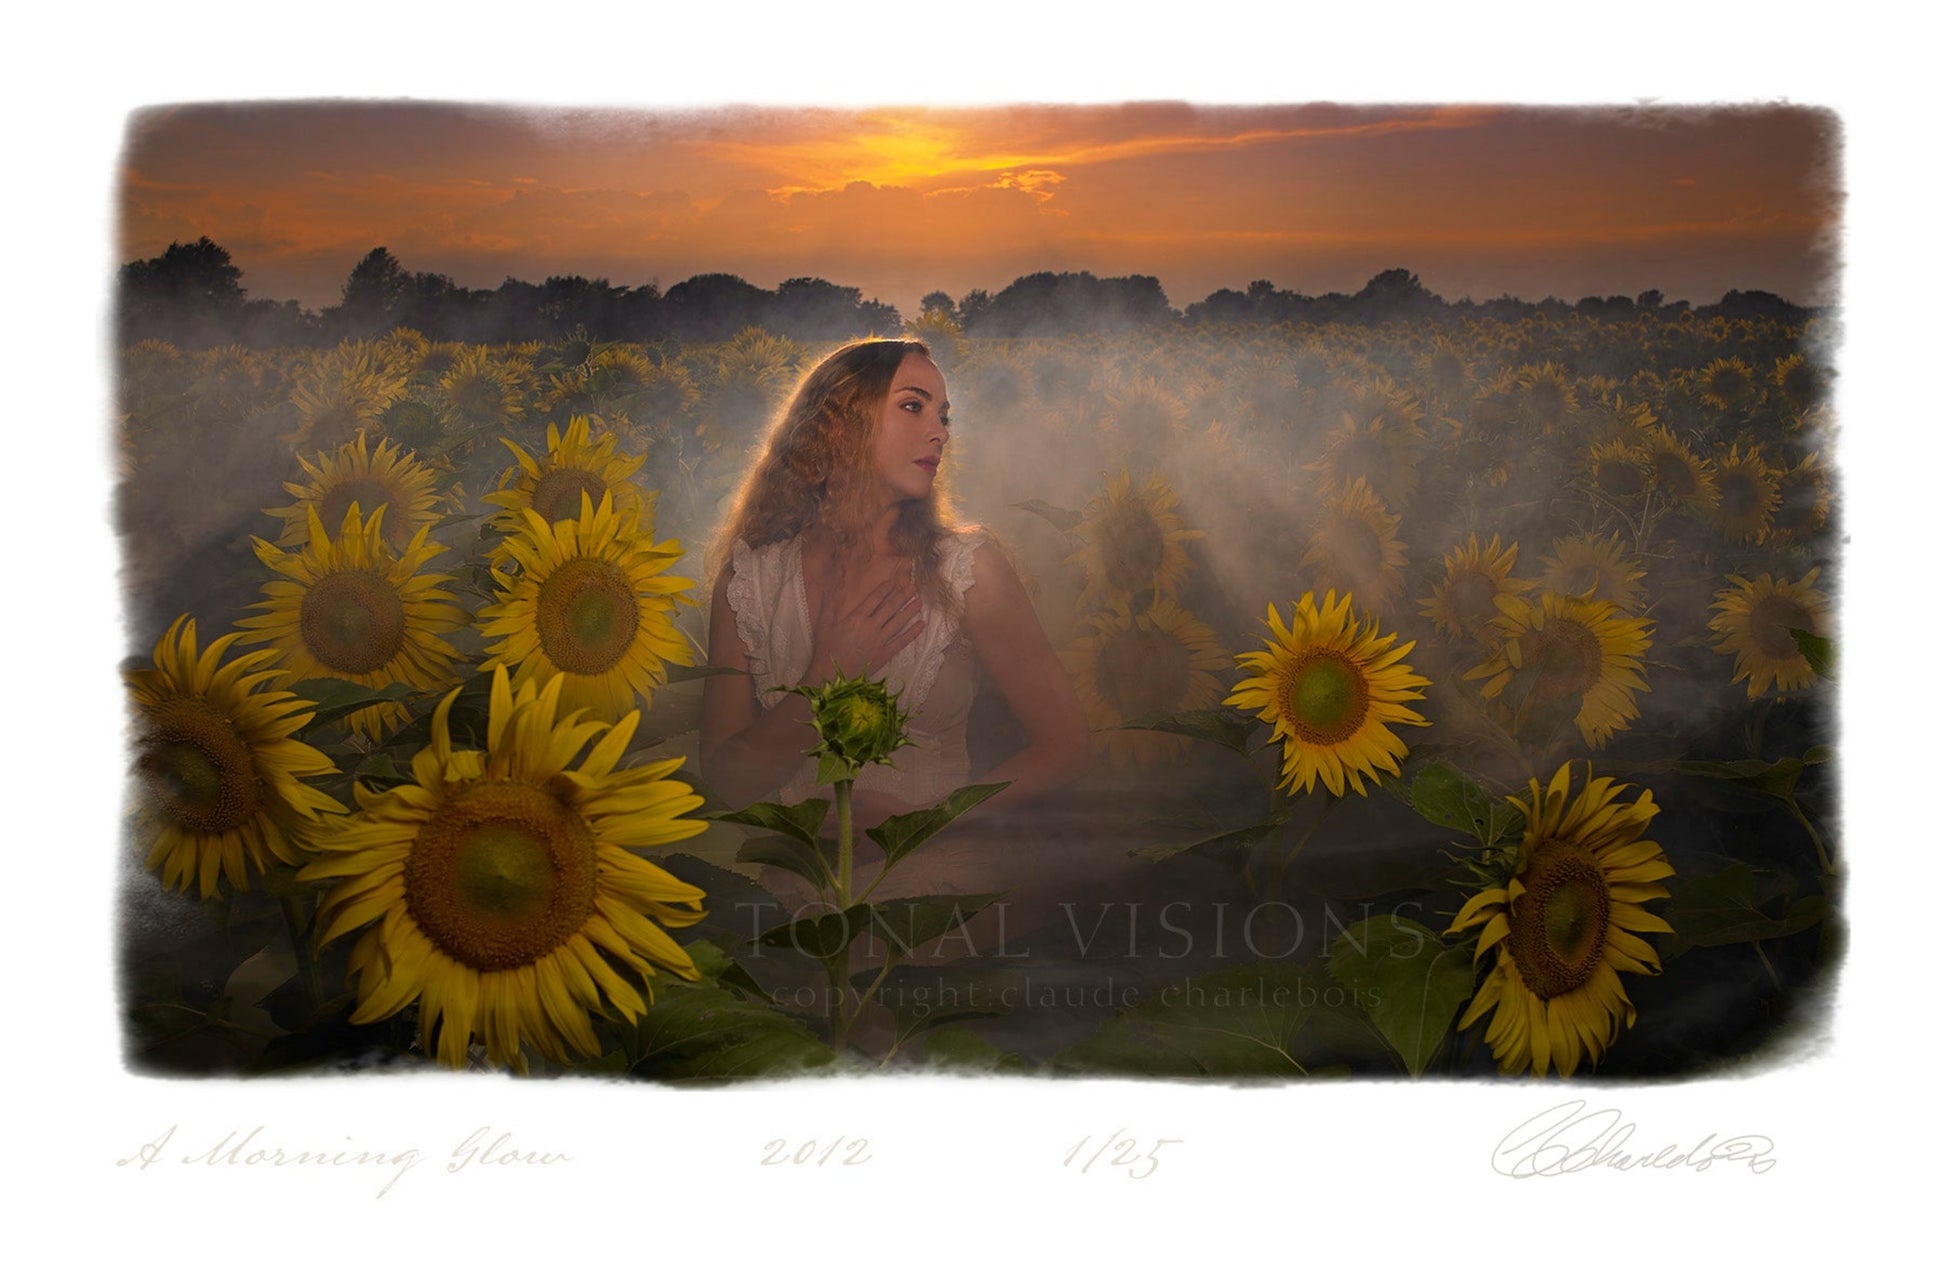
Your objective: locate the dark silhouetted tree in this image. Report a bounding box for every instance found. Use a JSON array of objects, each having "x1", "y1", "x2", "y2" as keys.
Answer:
[{"x1": 118, "y1": 236, "x2": 247, "y2": 347}]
